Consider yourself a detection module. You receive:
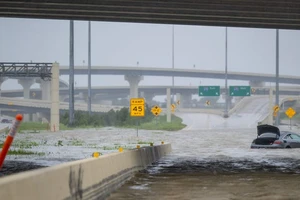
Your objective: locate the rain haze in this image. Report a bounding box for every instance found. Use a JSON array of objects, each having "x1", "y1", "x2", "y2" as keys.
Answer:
[
  {"x1": 3, "y1": 14, "x2": 300, "y2": 199},
  {"x1": 1, "y1": 17, "x2": 300, "y2": 101}
]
